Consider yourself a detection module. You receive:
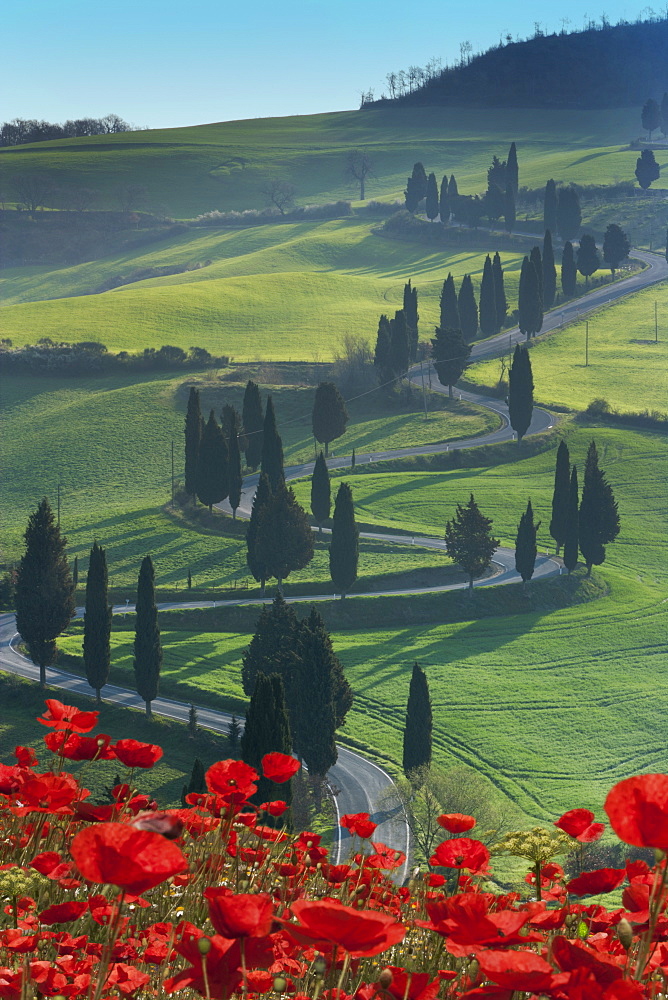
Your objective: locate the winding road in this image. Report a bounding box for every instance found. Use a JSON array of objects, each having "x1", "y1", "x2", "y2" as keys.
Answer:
[{"x1": 1, "y1": 247, "x2": 666, "y2": 881}]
